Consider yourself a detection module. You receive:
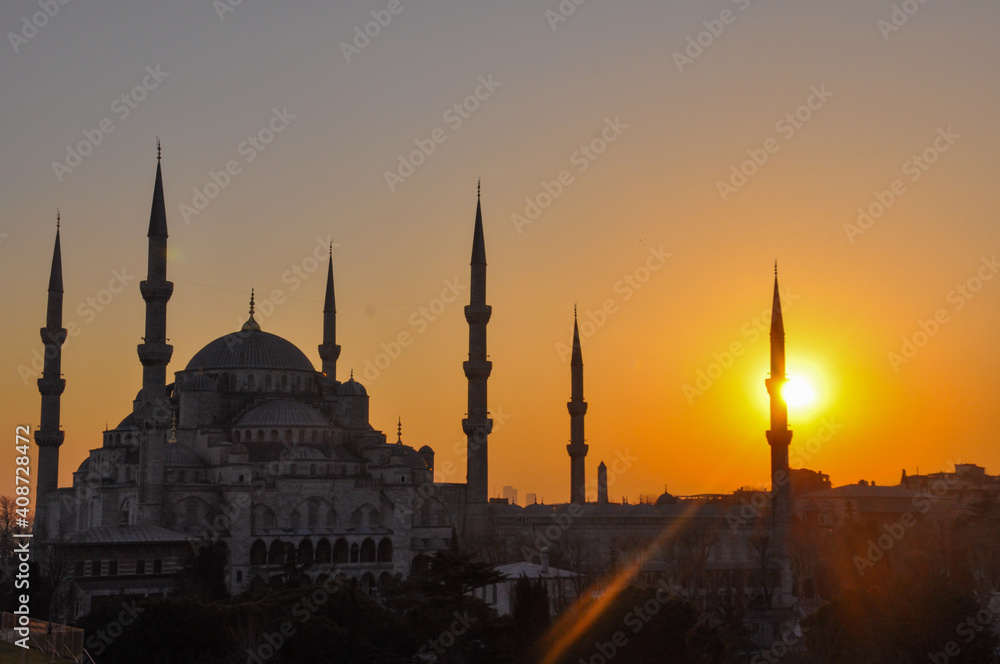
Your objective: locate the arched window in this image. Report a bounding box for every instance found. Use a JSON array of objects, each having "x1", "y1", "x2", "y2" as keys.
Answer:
[
  {"x1": 307, "y1": 501, "x2": 318, "y2": 529},
  {"x1": 250, "y1": 540, "x2": 267, "y2": 565},
  {"x1": 315, "y1": 539, "x2": 331, "y2": 564},
  {"x1": 377, "y1": 538, "x2": 393, "y2": 563},
  {"x1": 298, "y1": 540, "x2": 314, "y2": 565},
  {"x1": 247, "y1": 374, "x2": 256, "y2": 391},
  {"x1": 361, "y1": 573, "x2": 374, "y2": 594},
  {"x1": 334, "y1": 539, "x2": 348, "y2": 564},
  {"x1": 360, "y1": 538, "x2": 376, "y2": 563},
  {"x1": 268, "y1": 540, "x2": 284, "y2": 565},
  {"x1": 264, "y1": 374, "x2": 272, "y2": 391}
]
